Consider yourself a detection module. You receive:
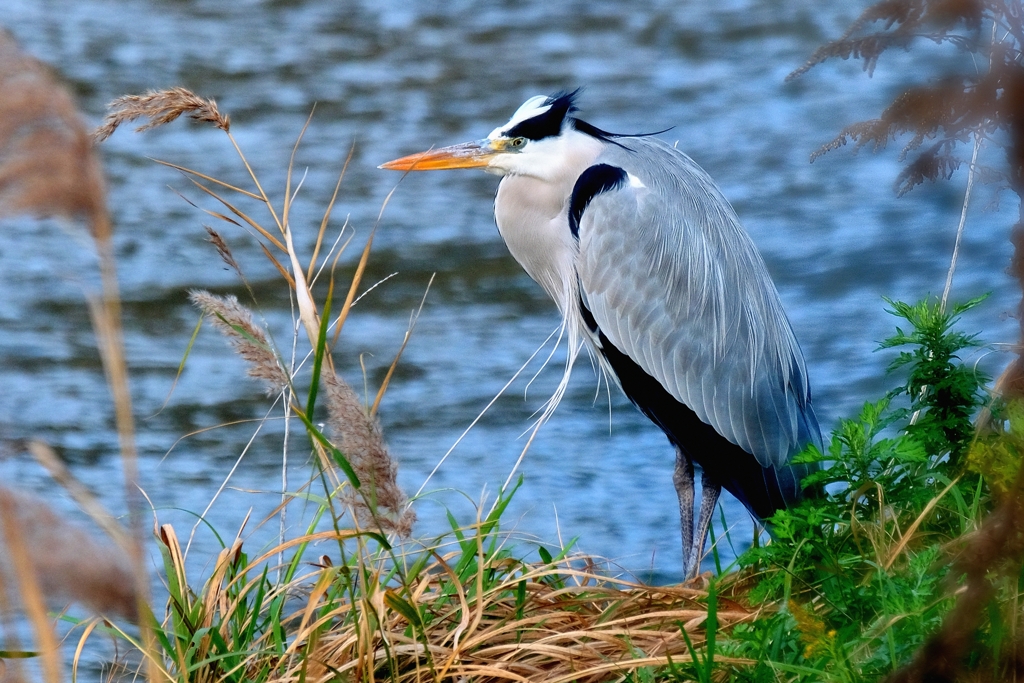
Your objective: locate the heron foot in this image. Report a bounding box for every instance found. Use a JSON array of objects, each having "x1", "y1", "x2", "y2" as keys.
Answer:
[
  {"x1": 673, "y1": 446, "x2": 695, "y2": 579},
  {"x1": 688, "y1": 473, "x2": 721, "y2": 579}
]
